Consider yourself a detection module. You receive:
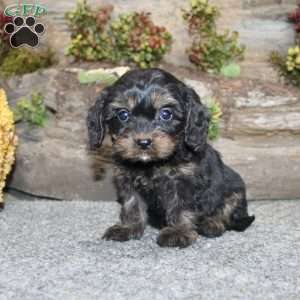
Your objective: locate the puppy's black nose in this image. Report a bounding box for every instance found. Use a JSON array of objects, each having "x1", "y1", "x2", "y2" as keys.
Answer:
[{"x1": 136, "y1": 139, "x2": 152, "y2": 149}]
